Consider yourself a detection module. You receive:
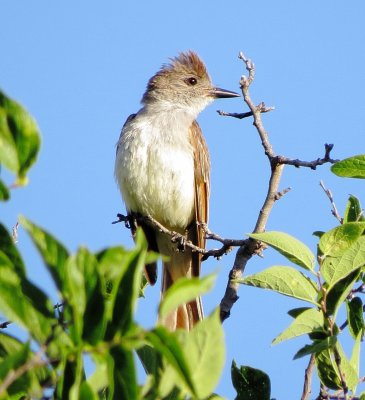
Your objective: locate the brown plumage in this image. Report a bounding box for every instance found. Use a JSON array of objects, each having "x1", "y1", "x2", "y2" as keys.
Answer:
[{"x1": 115, "y1": 51, "x2": 239, "y2": 330}]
